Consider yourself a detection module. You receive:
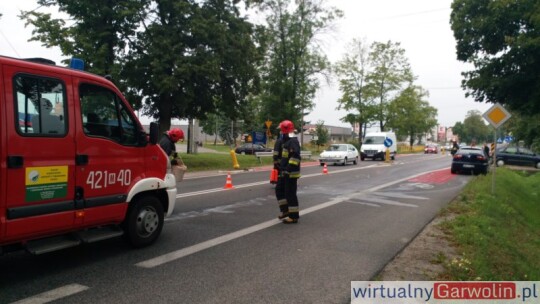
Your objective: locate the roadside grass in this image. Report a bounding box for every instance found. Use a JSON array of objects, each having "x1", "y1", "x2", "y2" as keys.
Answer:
[
  {"x1": 438, "y1": 168, "x2": 540, "y2": 280},
  {"x1": 201, "y1": 143, "x2": 233, "y2": 153},
  {"x1": 181, "y1": 152, "x2": 274, "y2": 171},
  {"x1": 398, "y1": 144, "x2": 425, "y2": 154}
]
